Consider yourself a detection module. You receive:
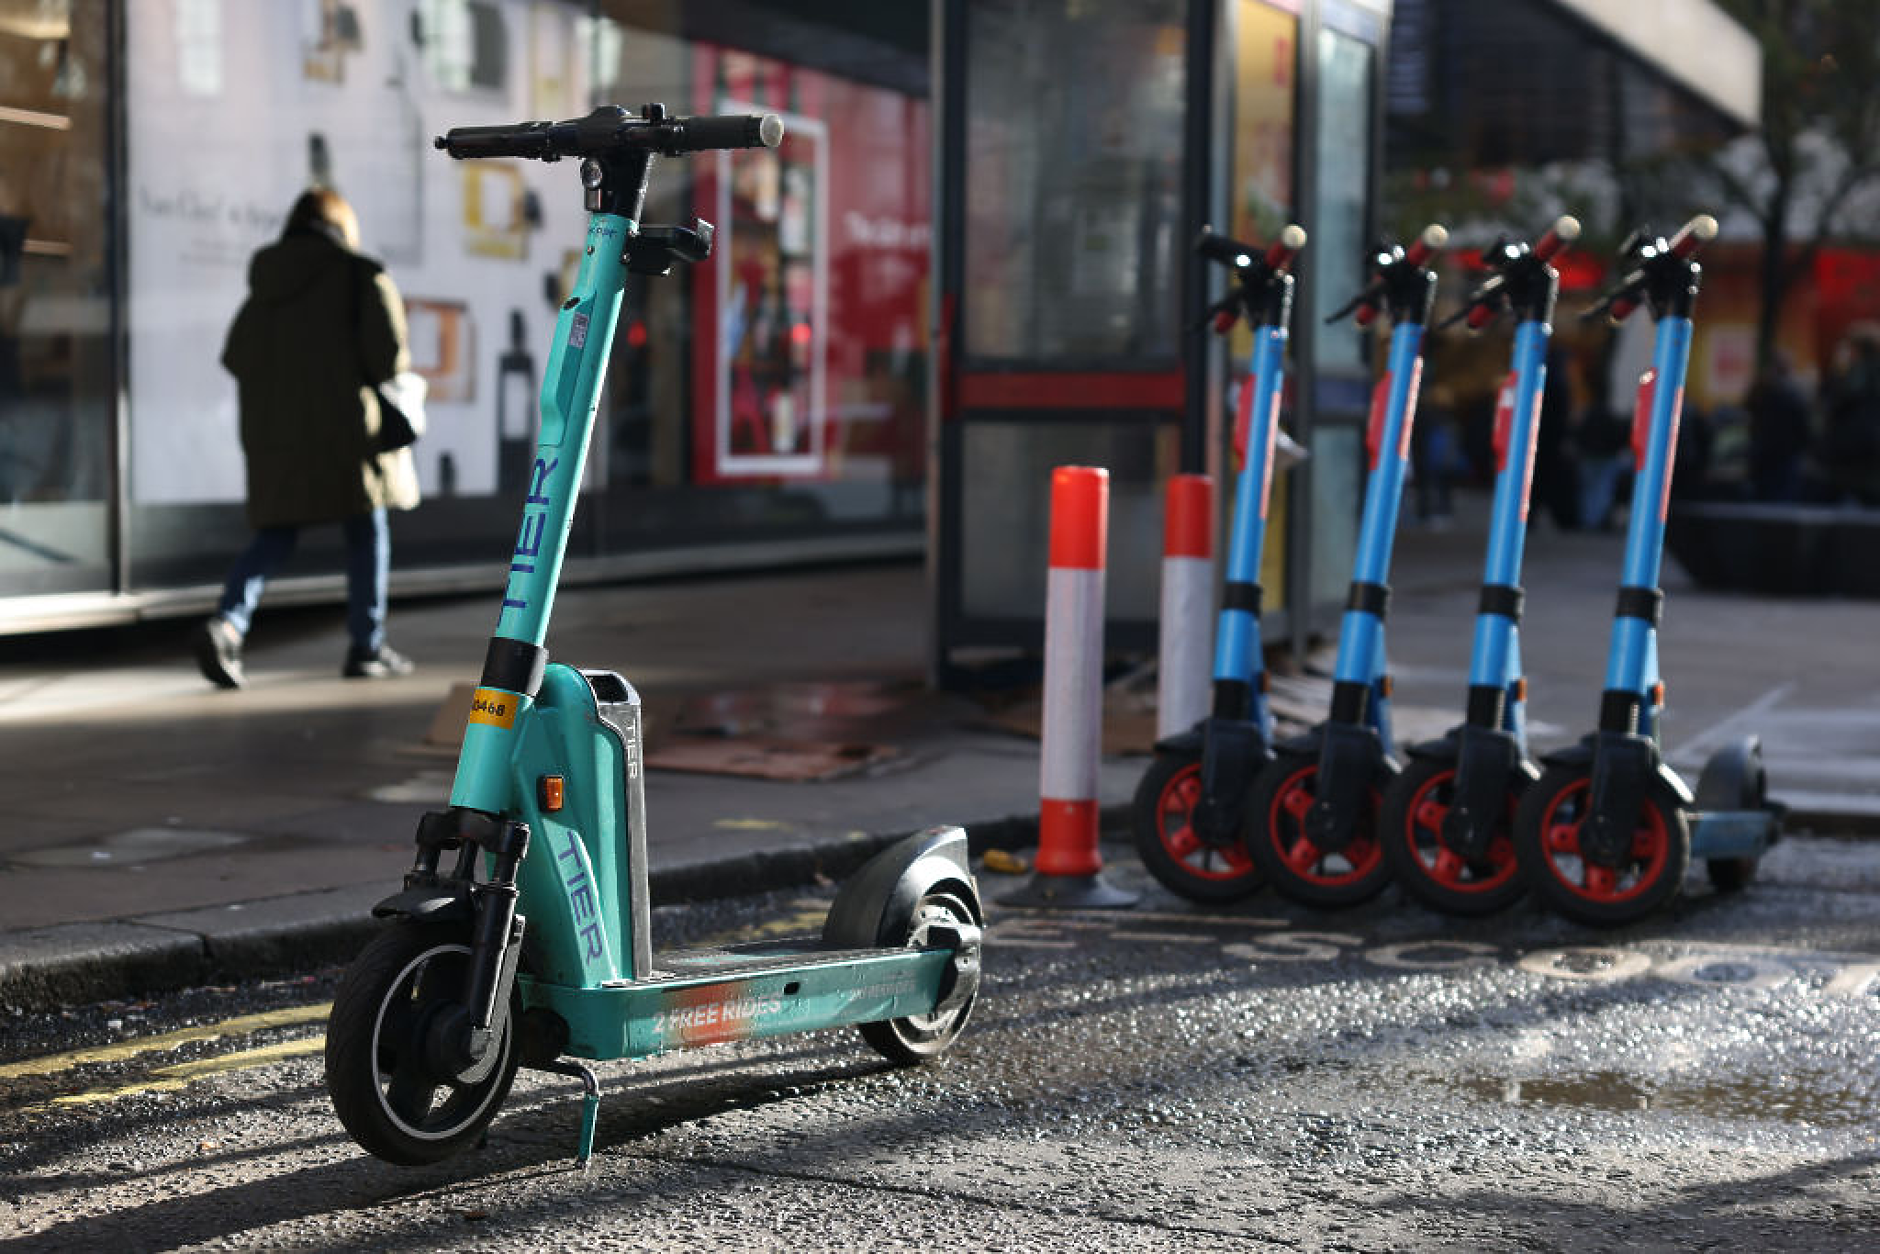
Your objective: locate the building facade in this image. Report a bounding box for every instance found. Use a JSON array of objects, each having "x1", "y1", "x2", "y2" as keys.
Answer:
[{"x1": 0, "y1": 0, "x2": 1758, "y2": 645}]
